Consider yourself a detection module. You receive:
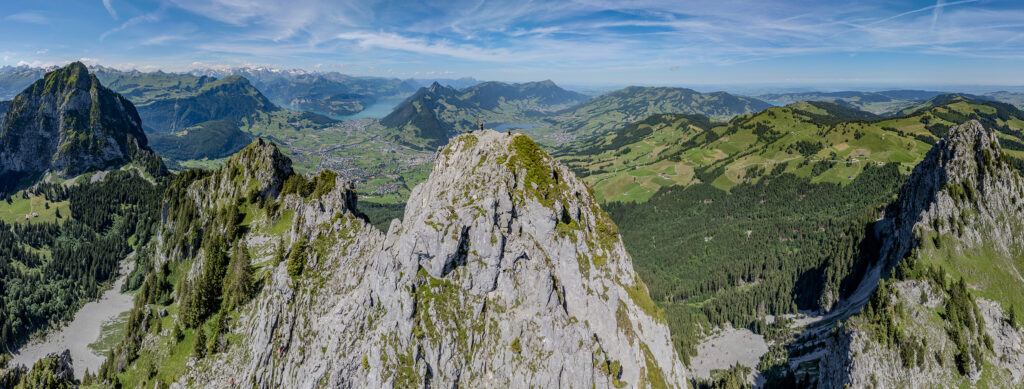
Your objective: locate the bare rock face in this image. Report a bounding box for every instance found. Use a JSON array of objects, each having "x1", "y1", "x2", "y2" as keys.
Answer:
[
  {"x1": 818, "y1": 120, "x2": 1024, "y2": 388},
  {"x1": 167, "y1": 131, "x2": 686, "y2": 388},
  {"x1": 0, "y1": 62, "x2": 164, "y2": 179},
  {"x1": 874, "y1": 119, "x2": 1024, "y2": 266}
]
